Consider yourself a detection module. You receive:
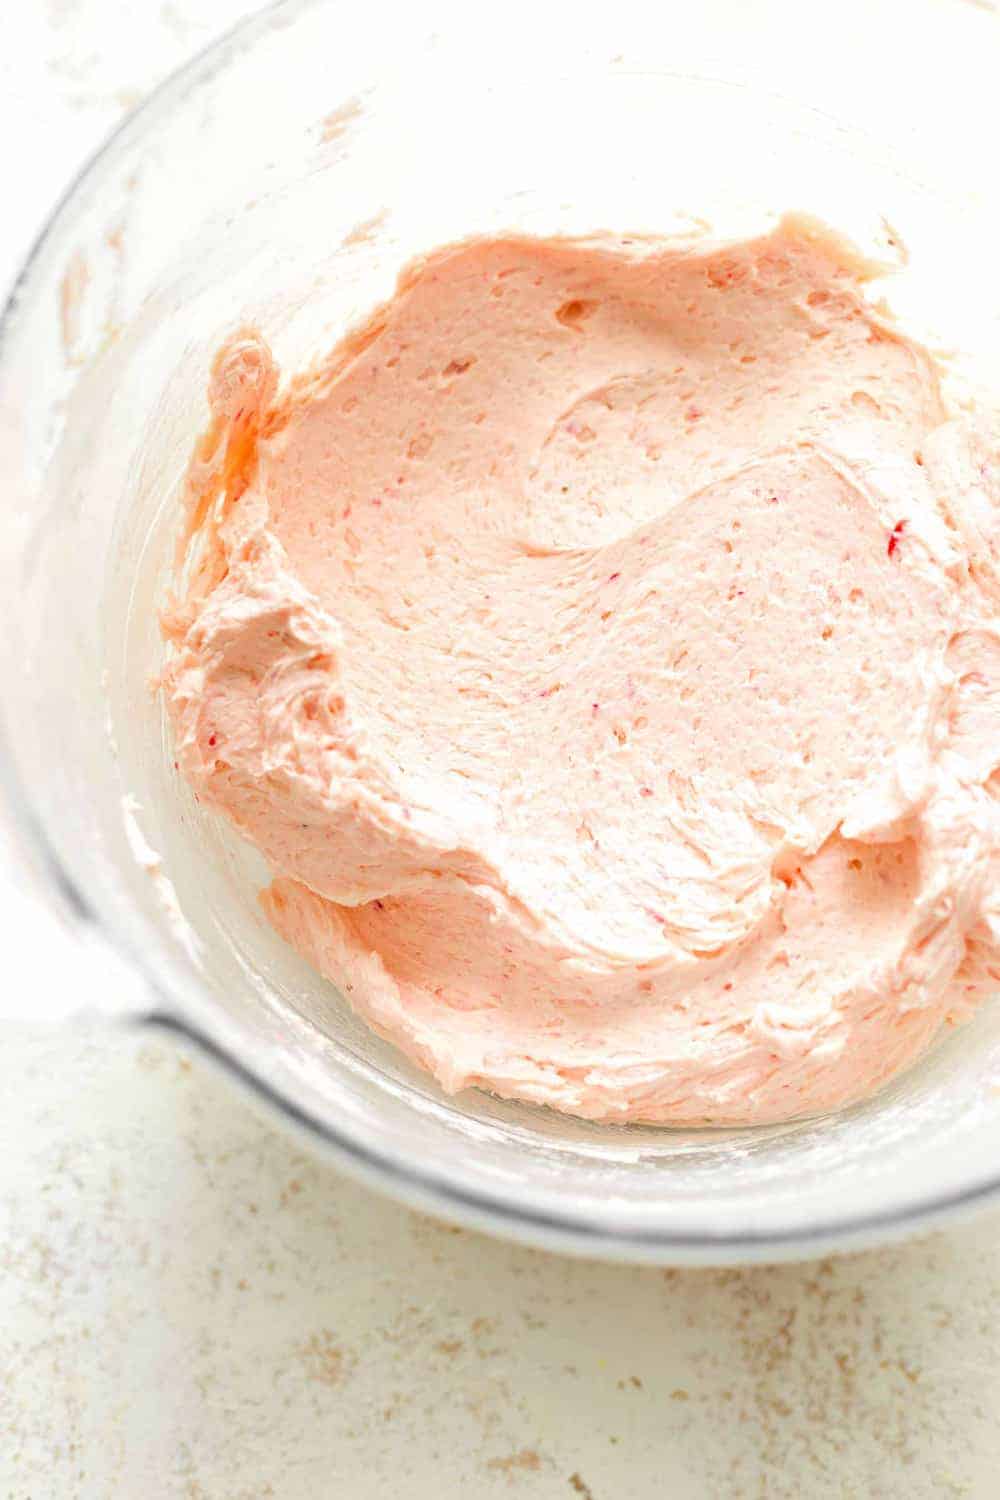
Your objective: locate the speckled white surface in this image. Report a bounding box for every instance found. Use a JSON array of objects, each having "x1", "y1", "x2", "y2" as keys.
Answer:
[
  {"x1": 4, "y1": 4, "x2": 1000, "y2": 1496},
  {"x1": 4, "y1": 1023, "x2": 1000, "y2": 1498}
]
